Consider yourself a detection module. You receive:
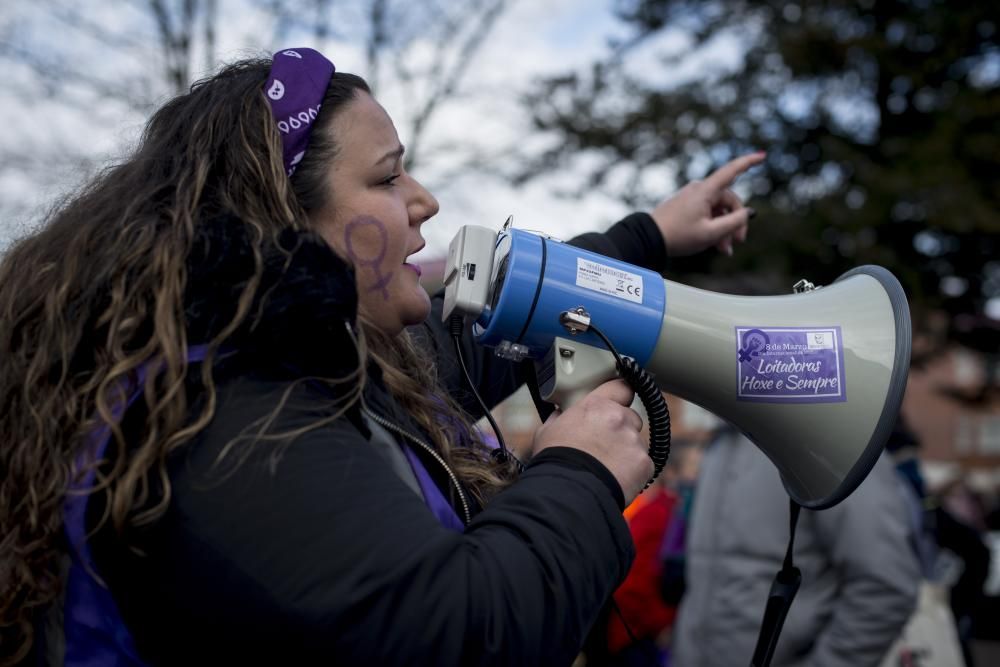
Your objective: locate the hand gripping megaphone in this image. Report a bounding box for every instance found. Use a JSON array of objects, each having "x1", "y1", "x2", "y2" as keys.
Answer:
[{"x1": 442, "y1": 221, "x2": 911, "y2": 510}]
